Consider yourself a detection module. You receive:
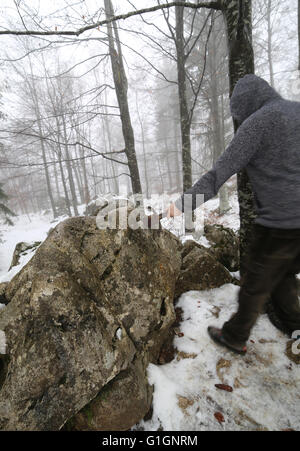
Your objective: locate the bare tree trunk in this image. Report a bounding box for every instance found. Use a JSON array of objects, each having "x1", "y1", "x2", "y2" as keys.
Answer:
[
  {"x1": 163, "y1": 136, "x2": 173, "y2": 191},
  {"x1": 100, "y1": 104, "x2": 119, "y2": 195},
  {"x1": 174, "y1": 118, "x2": 182, "y2": 193},
  {"x1": 24, "y1": 56, "x2": 58, "y2": 219},
  {"x1": 52, "y1": 118, "x2": 72, "y2": 218},
  {"x1": 207, "y1": 17, "x2": 230, "y2": 215},
  {"x1": 72, "y1": 159, "x2": 84, "y2": 205},
  {"x1": 80, "y1": 146, "x2": 91, "y2": 205},
  {"x1": 267, "y1": 0, "x2": 275, "y2": 87},
  {"x1": 175, "y1": 1, "x2": 192, "y2": 192},
  {"x1": 40, "y1": 136, "x2": 58, "y2": 217},
  {"x1": 28, "y1": 171, "x2": 37, "y2": 212},
  {"x1": 15, "y1": 180, "x2": 31, "y2": 221},
  {"x1": 157, "y1": 157, "x2": 165, "y2": 195},
  {"x1": 104, "y1": 0, "x2": 142, "y2": 196},
  {"x1": 61, "y1": 116, "x2": 79, "y2": 216},
  {"x1": 28, "y1": 96, "x2": 57, "y2": 217},
  {"x1": 209, "y1": 25, "x2": 222, "y2": 160},
  {"x1": 90, "y1": 153, "x2": 98, "y2": 198},
  {"x1": 298, "y1": 0, "x2": 300, "y2": 71},
  {"x1": 219, "y1": 93, "x2": 230, "y2": 214},
  {"x1": 222, "y1": 0, "x2": 256, "y2": 275},
  {"x1": 42, "y1": 62, "x2": 73, "y2": 218},
  {"x1": 52, "y1": 153, "x2": 61, "y2": 200},
  {"x1": 58, "y1": 150, "x2": 72, "y2": 218},
  {"x1": 135, "y1": 91, "x2": 150, "y2": 197},
  {"x1": 101, "y1": 68, "x2": 119, "y2": 195}
]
